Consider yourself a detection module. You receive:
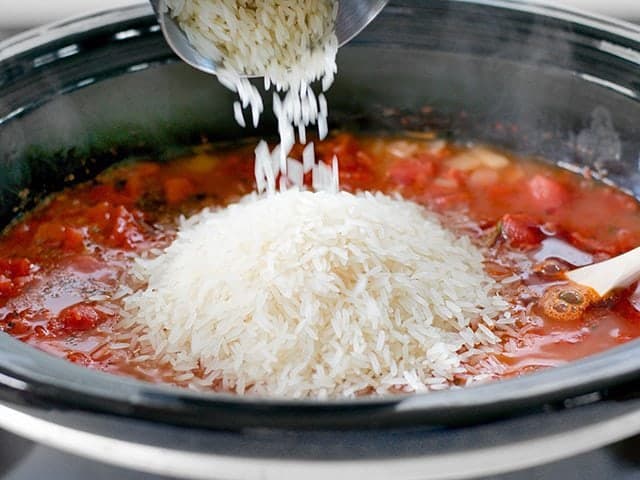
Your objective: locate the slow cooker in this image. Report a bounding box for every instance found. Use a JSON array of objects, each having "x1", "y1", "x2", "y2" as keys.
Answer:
[{"x1": 1, "y1": 1, "x2": 640, "y2": 478}]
